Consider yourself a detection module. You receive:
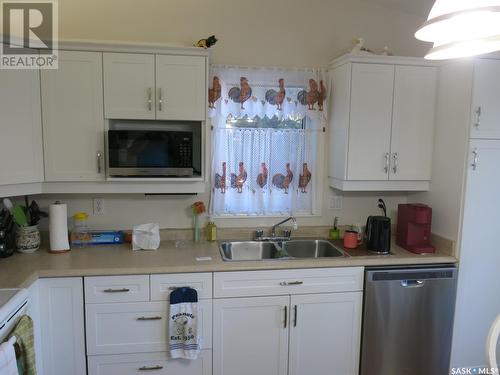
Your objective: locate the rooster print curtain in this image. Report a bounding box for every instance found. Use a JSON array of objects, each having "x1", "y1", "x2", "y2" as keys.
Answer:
[{"x1": 209, "y1": 66, "x2": 327, "y2": 216}]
